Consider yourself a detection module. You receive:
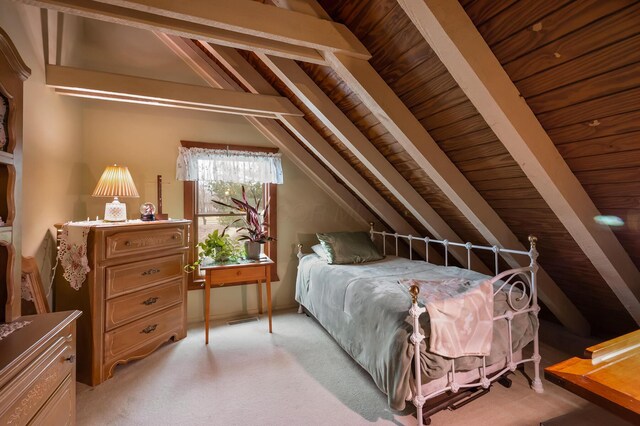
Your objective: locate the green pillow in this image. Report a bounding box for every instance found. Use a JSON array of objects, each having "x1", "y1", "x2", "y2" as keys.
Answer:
[{"x1": 316, "y1": 231, "x2": 384, "y2": 264}]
